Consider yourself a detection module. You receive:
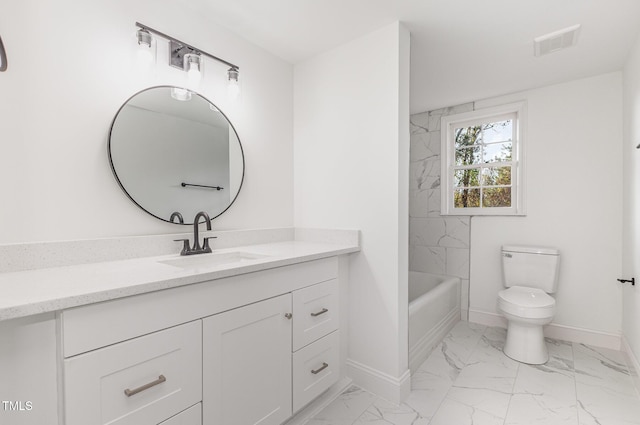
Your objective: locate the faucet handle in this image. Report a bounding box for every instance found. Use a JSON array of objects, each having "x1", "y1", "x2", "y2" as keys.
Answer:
[
  {"x1": 202, "y1": 236, "x2": 217, "y2": 253},
  {"x1": 173, "y1": 238, "x2": 191, "y2": 256}
]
